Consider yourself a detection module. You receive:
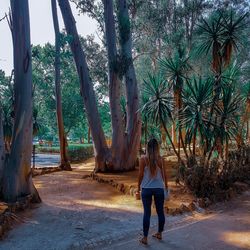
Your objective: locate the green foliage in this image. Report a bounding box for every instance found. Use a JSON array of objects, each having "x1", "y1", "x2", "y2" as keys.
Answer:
[
  {"x1": 37, "y1": 144, "x2": 94, "y2": 163},
  {"x1": 180, "y1": 77, "x2": 213, "y2": 145},
  {"x1": 184, "y1": 146, "x2": 250, "y2": 199},
  {"x1": 141, "y1": 73, "x2": 173, "y2": 124},
  {"x1": 158, "y1": 49, "x2": 191, "y2": 91},
  {"x1": 31, "y1": 33, "x2": 109, "y2": 141},
  {"x1": 0, "y1": 70, "x2": 13, "y2": 142},
  {"x1": 214, "y1": 88, "x2": 242, "y2": 143},
  {"x1": 196, "y1": 10, "x2": 248, "y2": 71}
]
